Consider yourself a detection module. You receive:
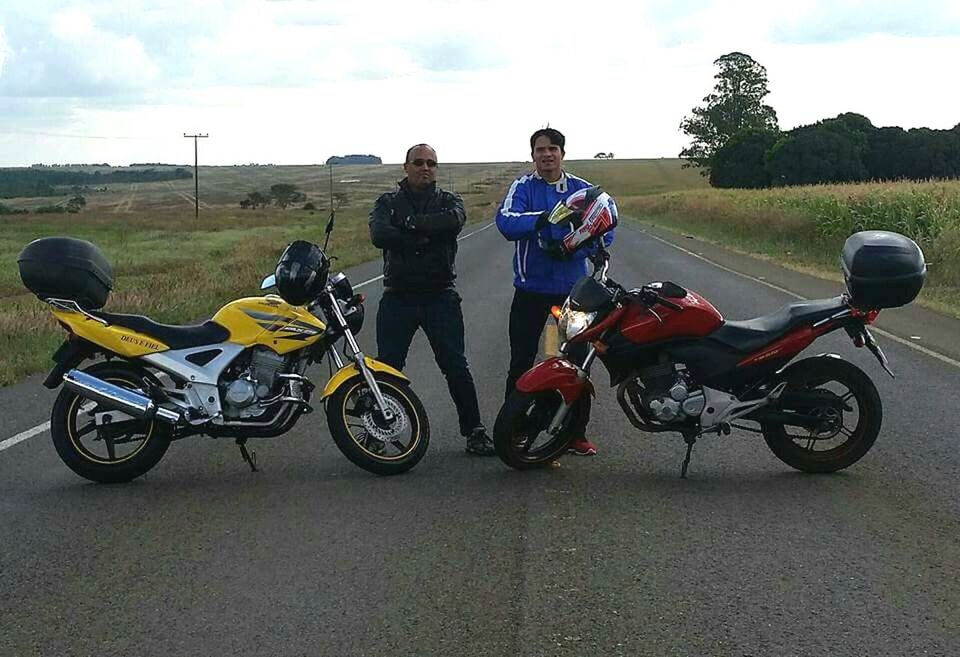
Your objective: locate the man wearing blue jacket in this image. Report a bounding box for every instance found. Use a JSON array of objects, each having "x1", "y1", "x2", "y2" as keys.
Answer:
[{"x1": 496, "y1": 128, "x2": 615, "y2": 456}]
